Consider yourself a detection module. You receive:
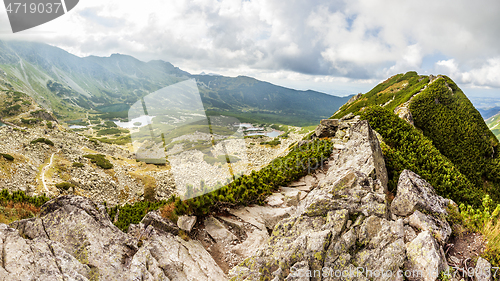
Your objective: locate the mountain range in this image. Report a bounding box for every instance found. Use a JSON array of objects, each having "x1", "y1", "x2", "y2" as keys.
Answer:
[{"x1": 0, "y1": 40, "x2": 351, "y2": 126}]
